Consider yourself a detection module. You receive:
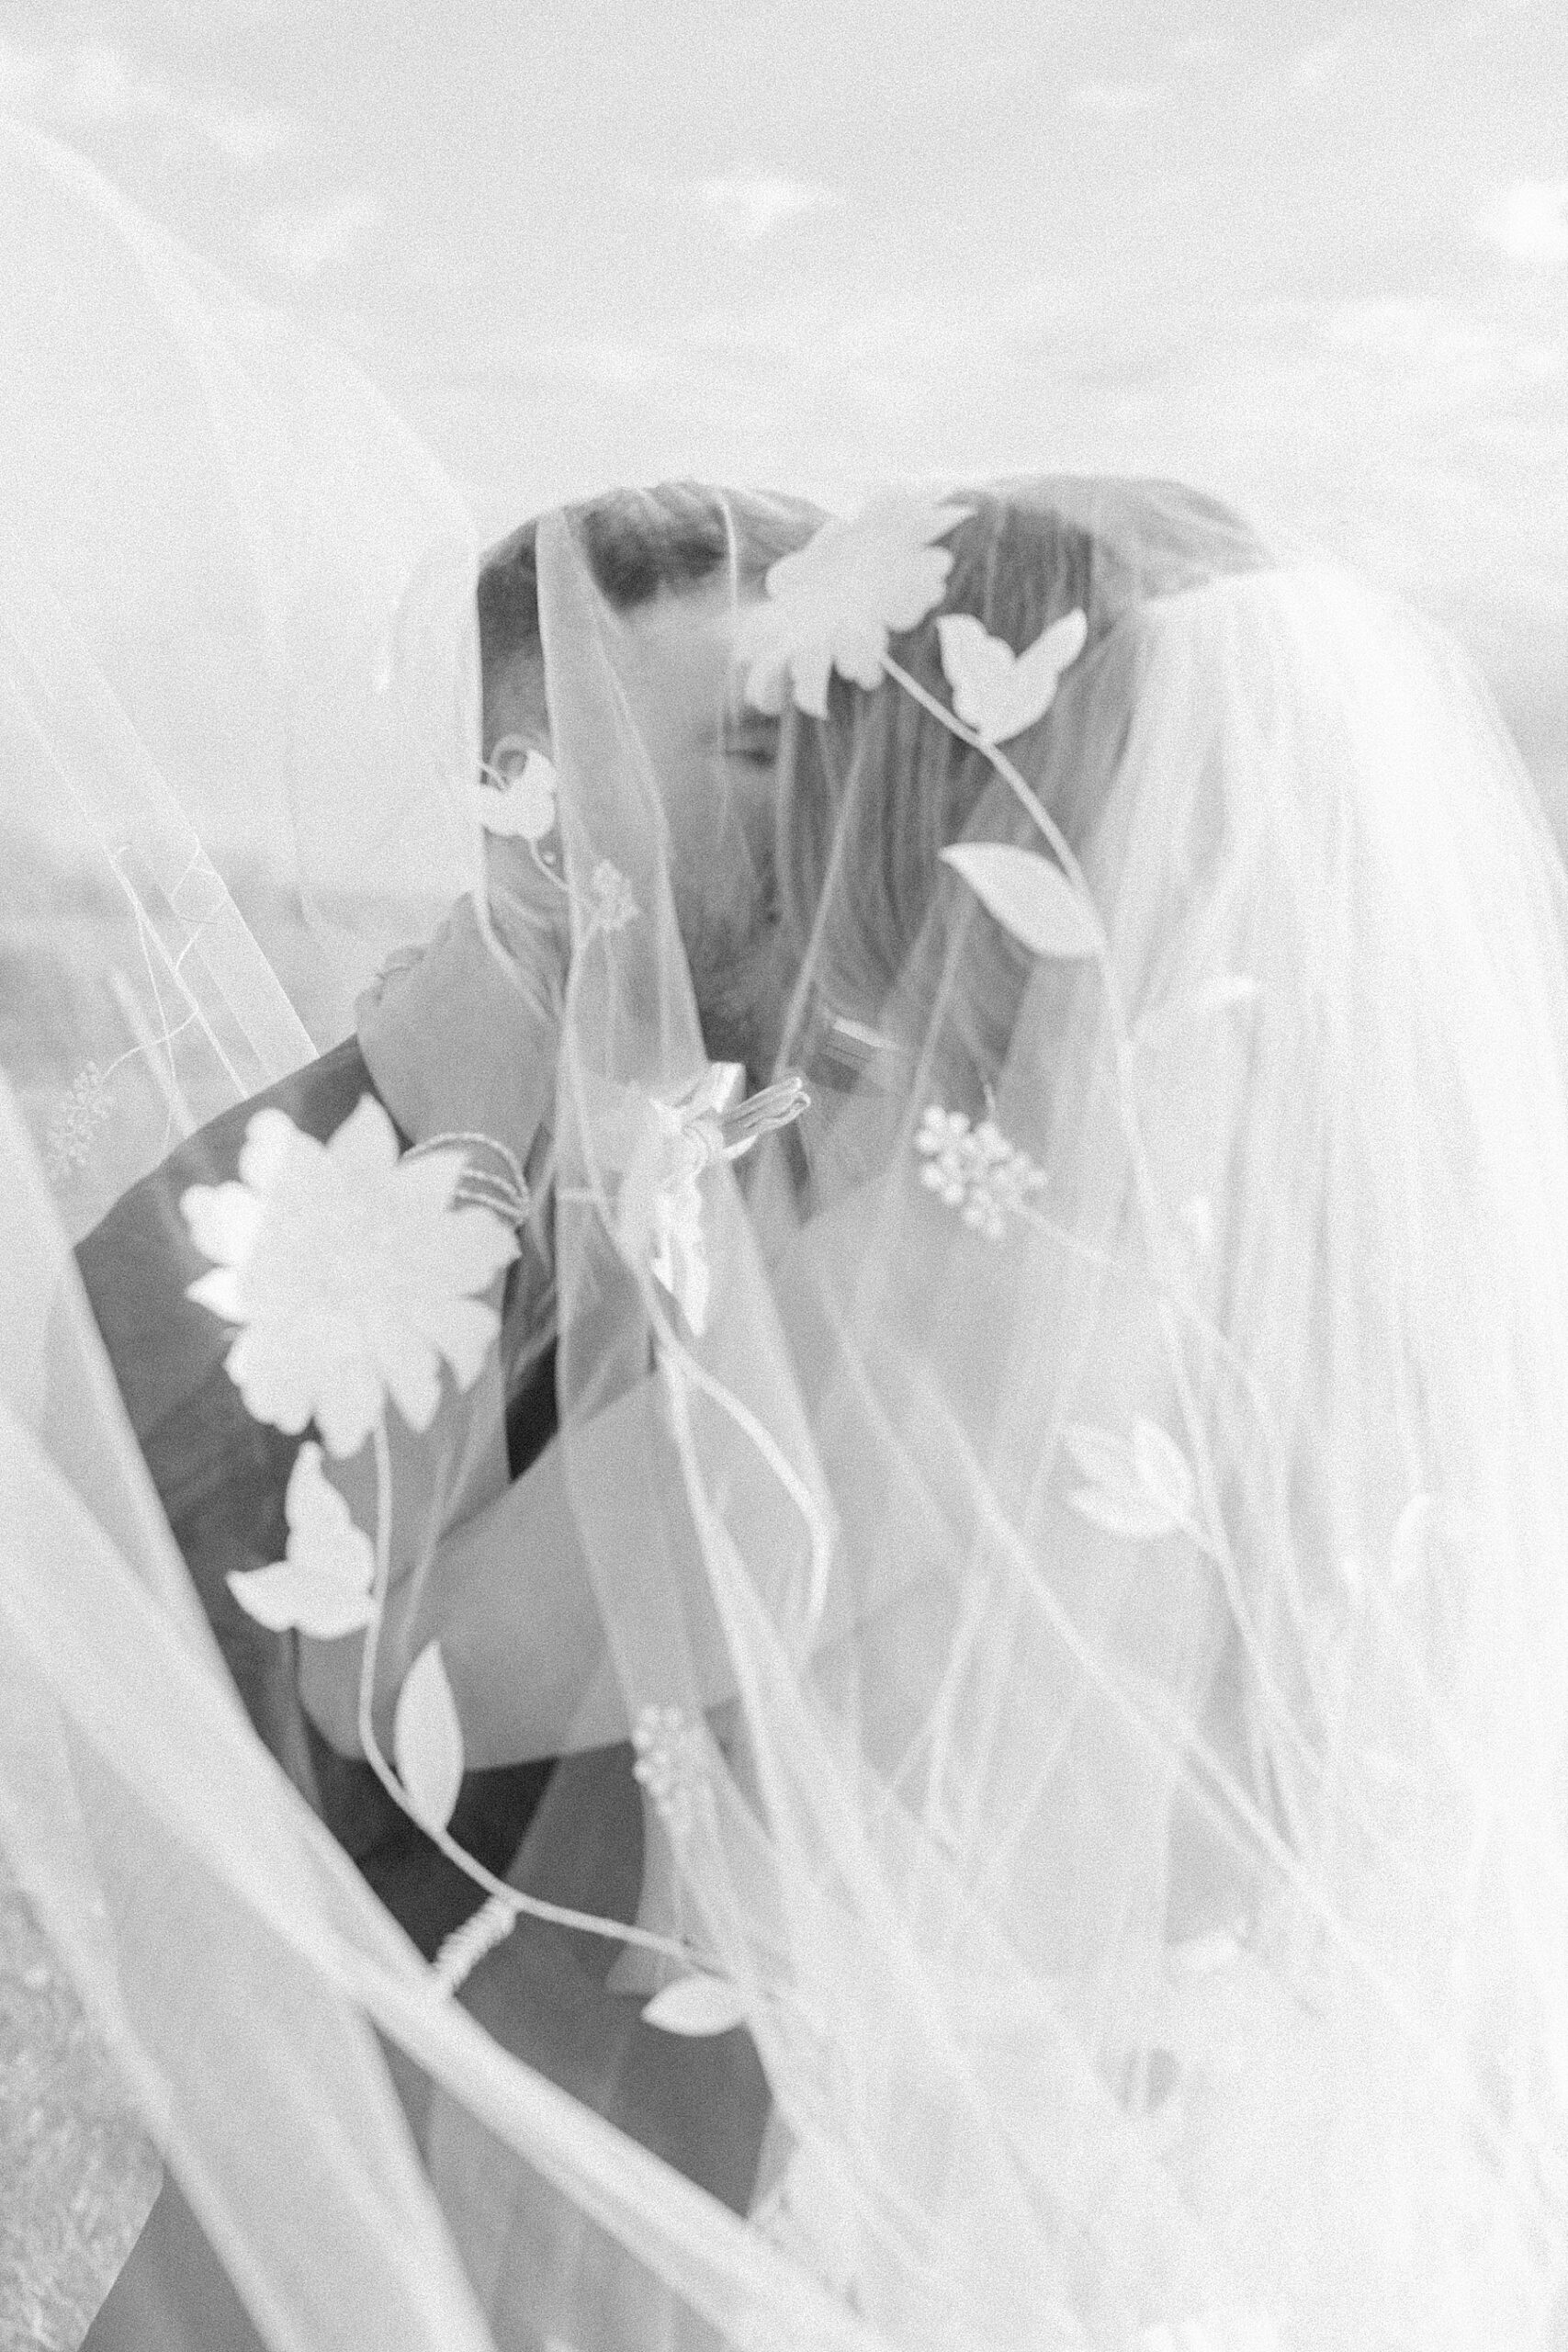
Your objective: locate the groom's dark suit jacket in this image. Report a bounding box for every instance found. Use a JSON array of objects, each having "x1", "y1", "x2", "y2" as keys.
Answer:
[
  {"x1": 73, "y1": 1035, "x2": 558, "y2": 1918},
  {"x1": 76, "y1": 1039, "x2": 768, "y2": 2352}
]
